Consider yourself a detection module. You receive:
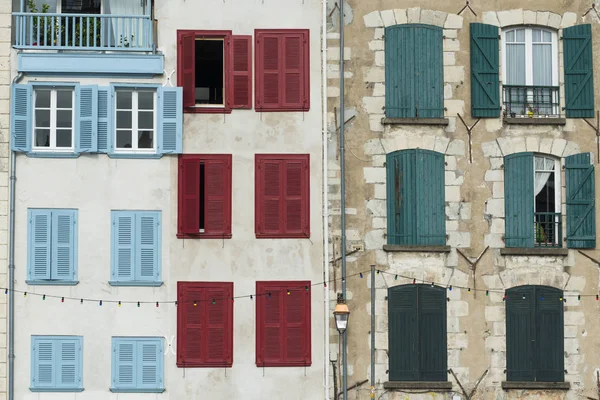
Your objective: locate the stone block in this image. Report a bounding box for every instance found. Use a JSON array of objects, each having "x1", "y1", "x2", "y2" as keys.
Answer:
[
  {"x1": 448, "y1": 349, "x2": 460, "y2": 367},
  {"x1": 407, "y1": 7, "x2": 421, "y2": 23},
  {"x1": 443, "y1": 38, "x2": 460, "y2": 52},
  {"x1": 496, "y1": 137, "x2": 514, "y2": 155},
  {"x1": 446, "y1": 220, "x2": 459, "y2": 232},
  {"x1": 372, "y1": 217, "x2": 386, "y2": 229},
  {"x1": 365, "y1": 67, "x2": 385, "y2": 83},
  {"x1": 446, "y1": 140, "x2": 465, "y2": 156},
  {"x1": 444, "y1": 83, "x2": 453, "y2": 99},
  {"x1": 366, "y1": 199, "x2": 387, "y2": 217},
  {"x1": 490, "y1": 157, "x2": 503, "y2": 170},
  {"x1": 447, "y1": 248, "x2": 459, "y2": 267},
  {"x1": 485, "y1": 336, "x2": 506, "y2": 351},
  {"x1": 492, "y1": 181, "x2": 504, "y2": 199},
  {"x1": 497, "y1": 9, "x2": 523, "y2": 27},
  {"x1": 374, "y1": 50, "x2": 385, "y2": 67},
  {"x1": 443, "y1": 29, "x2": 457, "y2": 38},
  {"x1": 445, "y1": 171, "x2": 464, "y2": 186},
  {"x1": 485, "y1": 197, "x2": 505, "y2": 216},
  {"x1": 448, "y1": 301, "x2": 468, "y2": 317},
  {"x1": 482, "y1": 141, "x2": 502, "y2": 157},
  {"x1": 373, "y1": 28, "x2": 384, "y2": 40},
  {"x1": 445, "y1": 186, "x2": 461, "y2": 202},
  {"x1": 364, "y1": 11, "x2": 383, "y2": 27},
  {"x1": 380, "y1": 10, "x2": 396, "y2": 27},
  {"x1": 448, "y1": 333, "x2": 468, "y2": 349},
  {"x1": 365, "y1": 230, "x2": 385, "y2": 250},
  {"x1": 443, "y1": 51, "x2": 455, "y2": 66},
  {"x1": 368, "y1": 40, "x2": 384, "y2": 51},
  {"x1": 459, "y1": 203, "x2": 471, "y2": 220},
  {"x1": 547, "y1": 12, "x2": 561, "y2": 29},
  {"x1": 421, "y1": 10, "x2": 447, "y2": 27},
  {"x1": 447, "y1": 231, "x2": 470, "y2": 248},
  {"x1": 491, "y1": 351, "x2": 506, "y2": 368},
  {"x1": 373, "y1": 184, "x2": 386, "y2": 200},
  {"x1": 363, "y1": 97, "x2": 385, "y2": 114},
  {"x1": 372, "y1": 155, "x2": 385, "y2": 167},
  {"x1": 445, "y1": 155, "x2": 456, "y2": 170},
  {"x1": 523, "y1": 10, "x2": 537, "y2": 24},
  {"x1": 525, "y1": 136, "x2": 539, "y2": 152},
  {"x1": 364, "y1": 167, "x2": 386, "y2": 183},
  {"x1": 539, "y1": 138, "x2": 553, "y2": 154},
  {"x1": 485, "y1": 306, "x2": 505, "y2": 322},
  {"x1": 565, "y1": 325, "x2": 578, "y2": 338},
  {"x1": 512, "y1": 138, "x2": 526, "y2": 153},
  {"x1": 376, "y1": 249, "x2": 388, "y2": 266},
  {"x1": 364, "y1": 139, "x2": 387, "y2": 155},
  {"x1": 446, "y1": 202, "x2": 460, "y2": 220},
  {"x1": 372, "y1": 83, "x2": 385, "y2": 97},
  {"x1": 482, "y1": 11, "x2": 500, "y2": 26},
  {"x1": 369, "y1": 114, "x2": 384, "y2": 132},
  {"x1": 445, "y1": 99, "x2": 464, "y2": 115},
  {"x1": 565, "y1": 276, "x2": 586, "y2": 292},
  {"x1": 493, "y1": 322, "x2": 506, "y2": 336},
  {"x1": 447, "y1": 316, "x2": 460, "y2": 333},
  {"x1": 484, "y1": 170, "x2": 503, "y2": 182},
  {"x1": 563, "y1": 141, "x2": 580, "y2": 157},
  {"x1": 537, "y1": 11, "x2": 550, "y2": 26},
  {"x1": 327, "y1": 87, "x2": 340, "y2": 98},
  {"x1": 561, "y1": 12, "x2": 577, "y2": 28},
  {"x1": 551, "y1": 138, "x2": 567, "y2": 157},
  {"x1": 374, "y1": 331, "x2": 388, "y2": 349},
  {"x1": 564, "y1": 338, "x2": 579, "y2": 355},
  {"x1": 393, "y1": 9, "x2": 407, "y2": 24},
  {"x1": 564, "y1": 311, "x2": 584, "y2": 326},
  {"x1": 444, "y1": 66, "x2": 464, "y2": 83},
  {"x1": 444, "y1": 14, "x2": 463, "y2": 29},
  {"x1": 327, "y1": 47, "x2": 351, "y2": 61}
]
